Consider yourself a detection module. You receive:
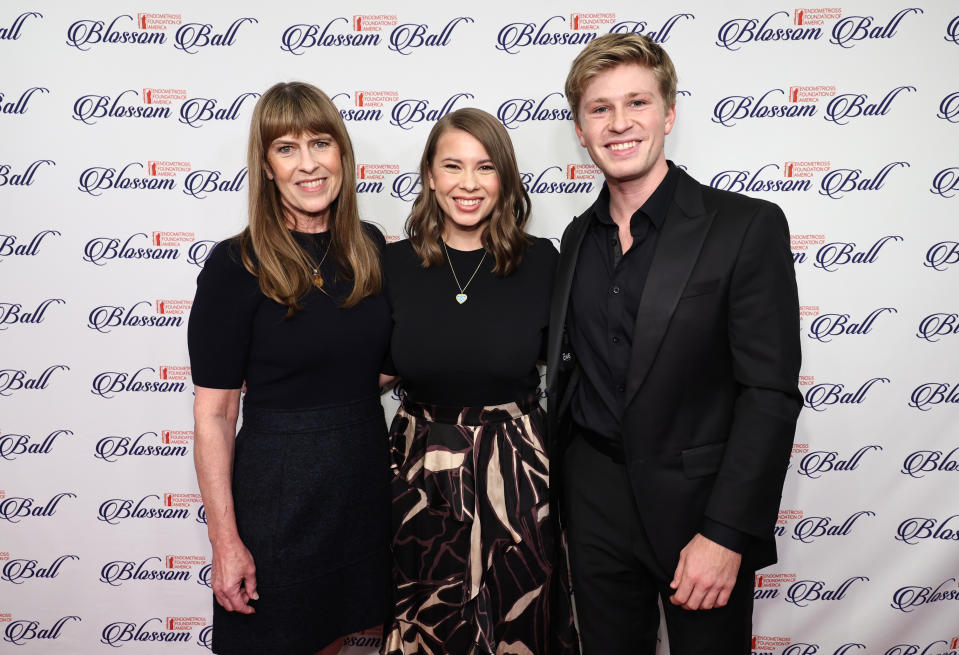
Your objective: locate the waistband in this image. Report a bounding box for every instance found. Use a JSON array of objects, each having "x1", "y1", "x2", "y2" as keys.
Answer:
[
  {"x1": 574, "y1": 423, "x2": 626, "y2": 465},
  {"x1": 241, "y1": 395, "x2": 382, "y2": 433},
  {"x1": 401, "y1": 395, "x2": 541, "y2": 426}
]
